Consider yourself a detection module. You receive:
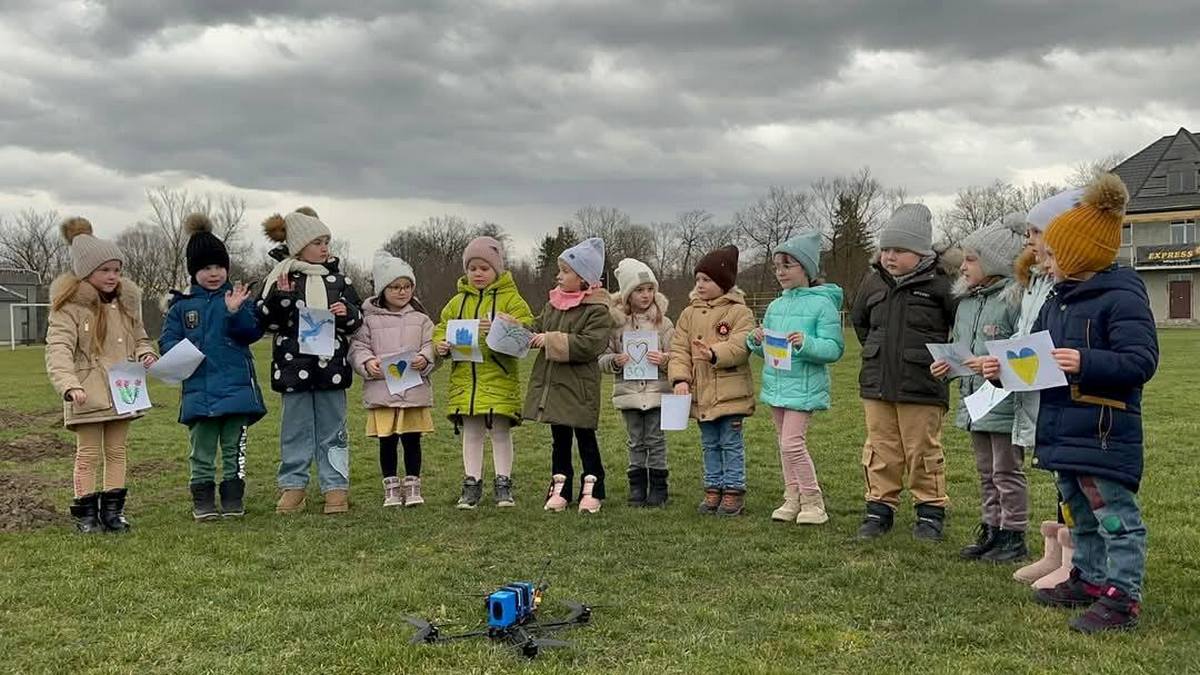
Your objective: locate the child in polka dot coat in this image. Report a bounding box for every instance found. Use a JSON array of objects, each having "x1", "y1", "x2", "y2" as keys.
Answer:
[{"x1": 256, "y1": 207, "x2": 363, "y2": 515}]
